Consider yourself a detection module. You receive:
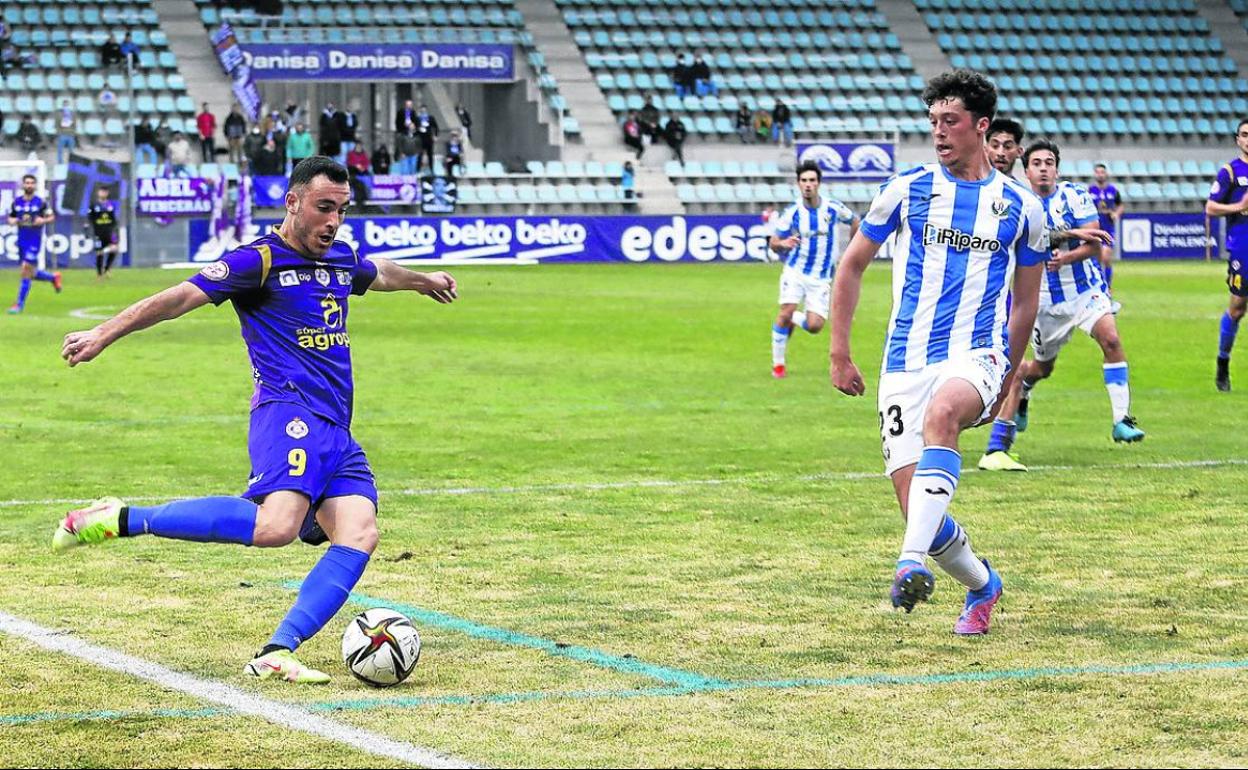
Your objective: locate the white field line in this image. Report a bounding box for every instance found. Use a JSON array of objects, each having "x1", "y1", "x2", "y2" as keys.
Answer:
[
  {"x1": 0, "y1": 612, "x2": 480, "y2": 769},
  {"x1": 4, "y1": 458, "x2": 1246, "y2": 509}
]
